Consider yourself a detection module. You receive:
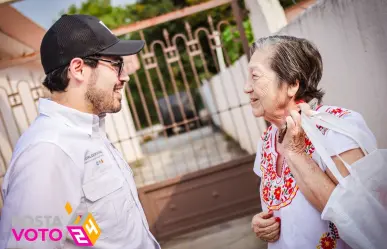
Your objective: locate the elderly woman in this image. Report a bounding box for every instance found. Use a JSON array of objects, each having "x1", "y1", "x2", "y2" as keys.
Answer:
[{"x1": 245, "y1": 35, "x2": 377, "y2": 249}]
